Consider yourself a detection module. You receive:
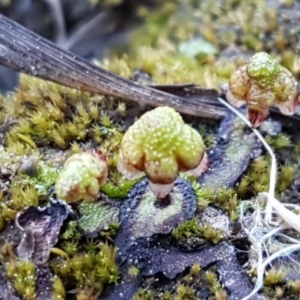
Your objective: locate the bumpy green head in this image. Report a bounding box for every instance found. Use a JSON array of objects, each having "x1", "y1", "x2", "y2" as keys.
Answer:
[
  {"x1": 118, "y1": 106, "x2": 207, "y2": 192},
  {"x1": 227, "y1": 51, "x2": 298, "y2": 128},
  {"x1": 55, "y1": 150, "x2": 108, "y2": 203},
  {"x1": 247, "y1": 52, "x2": 280, "y2": 87}
]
